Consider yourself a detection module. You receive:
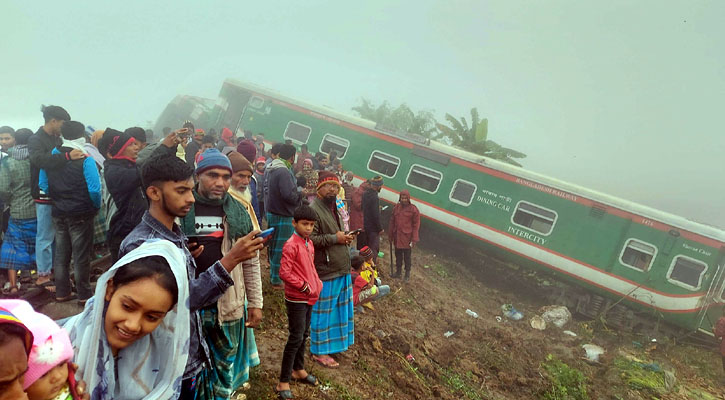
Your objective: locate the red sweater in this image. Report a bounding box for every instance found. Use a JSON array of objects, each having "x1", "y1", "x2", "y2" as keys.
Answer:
[
  {"x1": 280, "y1": 233, "x2": 323, "y2": 305},
  {"x1": 350, "y1": 271, "x2": 370, "y2": 306}
]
